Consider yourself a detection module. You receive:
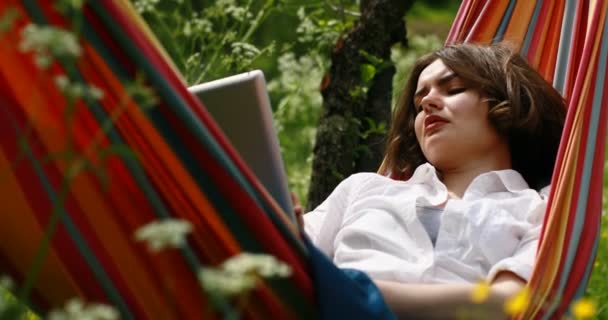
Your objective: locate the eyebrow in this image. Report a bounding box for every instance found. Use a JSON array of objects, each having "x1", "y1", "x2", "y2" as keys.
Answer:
[{"x1": 413, "y1": 72, "x2": 459, "y2": 103}]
